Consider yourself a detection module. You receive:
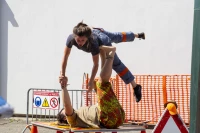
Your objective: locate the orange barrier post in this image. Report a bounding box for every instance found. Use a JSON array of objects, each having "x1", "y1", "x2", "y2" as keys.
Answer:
[
  {"x1": 141, "y1": 130, "x2": 146, "y2": 133},
  {"x1": 56, "y1": 130, "x2": 63, "y2": 133},
  {"x1": 30, "y1": 125, "x2": 38, "y2": 133},
  {"x1": 162, "y1": 76, "x2": 167, "y2": 104}
]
